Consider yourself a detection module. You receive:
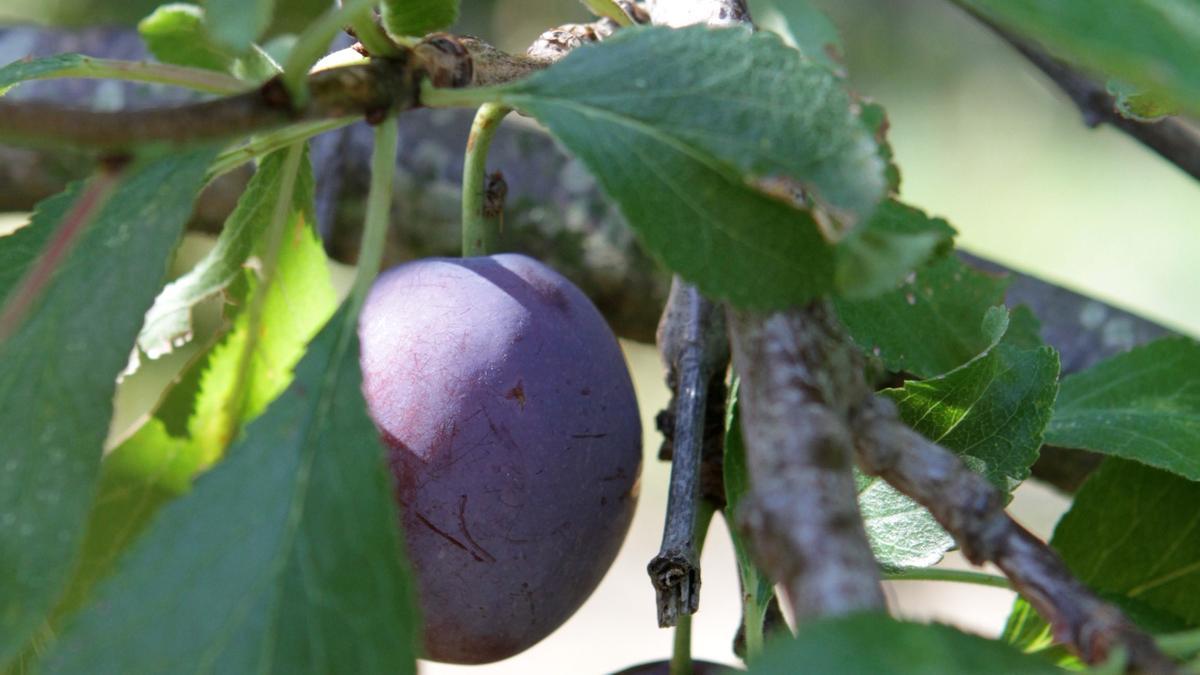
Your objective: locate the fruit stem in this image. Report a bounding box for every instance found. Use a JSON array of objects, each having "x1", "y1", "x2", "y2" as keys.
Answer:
[
  {"x1": 460, "y1": 102, "x2": 511, "y2": 257},
  {"x1": 882, "y1": 568, "x2": 1012, "y2": 589},
  {"x1": 348, "y1": 115, "x2": 399, "y2": 312},
  {"x1": 670, "y1": 499, "x2": 715, "y2": 675}
]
